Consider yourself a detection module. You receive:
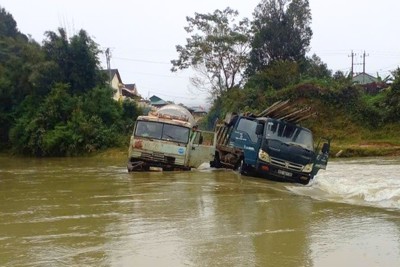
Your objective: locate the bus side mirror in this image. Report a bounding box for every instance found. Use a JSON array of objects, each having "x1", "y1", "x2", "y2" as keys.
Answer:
[{"x1": 256, "y1": 124, "x2": 263, "y2": 135}]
